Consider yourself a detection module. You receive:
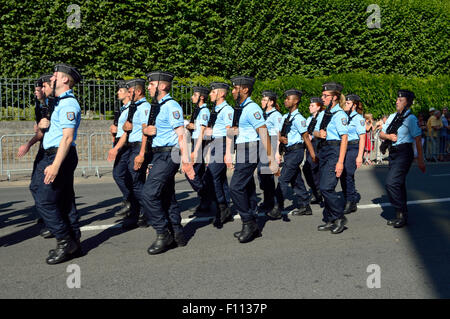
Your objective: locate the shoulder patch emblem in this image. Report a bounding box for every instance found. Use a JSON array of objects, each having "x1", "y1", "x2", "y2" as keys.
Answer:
[
  {"x1": 254, "y1": 112, "x2": 261, "y2": 120},
  {"x1": 228, "y1": 113, "x2": 233, "y2": 120},
  {"x1": 301, "y1": 120, "x2": 306, "y2": 127},
  {"x1": 67, "y1": 112, "x2": 75, "y2": 121},
  {"x1": 202, "y1": 114, "x2": 208, "y2": 121},
  {"x1": 145, "y1": 109, "x2": 149, "y2": 116},
  {"x1": 173, "y1": 111, "x2": 180, "y2": 120},
  {"x1": 341, "y1": 118, "x2": 348, "y2": 126},
  {"x1": 360, "y1": 120, "x2": 365, "y2": 126},
  {"x1": 278, "y1": 118, "x2": 282, "y2": 123}
]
